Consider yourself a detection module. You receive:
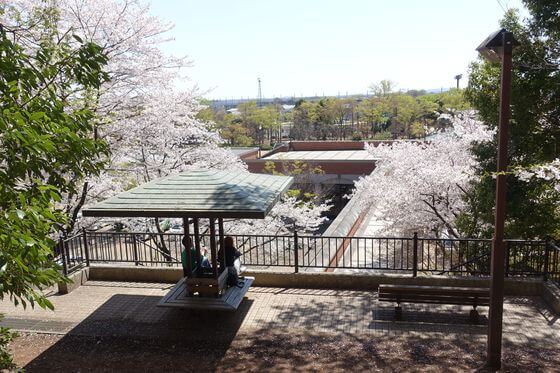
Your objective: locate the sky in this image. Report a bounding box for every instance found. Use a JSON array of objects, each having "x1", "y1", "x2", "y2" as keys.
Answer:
[{"x1": 149, "y1": 0, "x2": 526, "y2": 100}]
